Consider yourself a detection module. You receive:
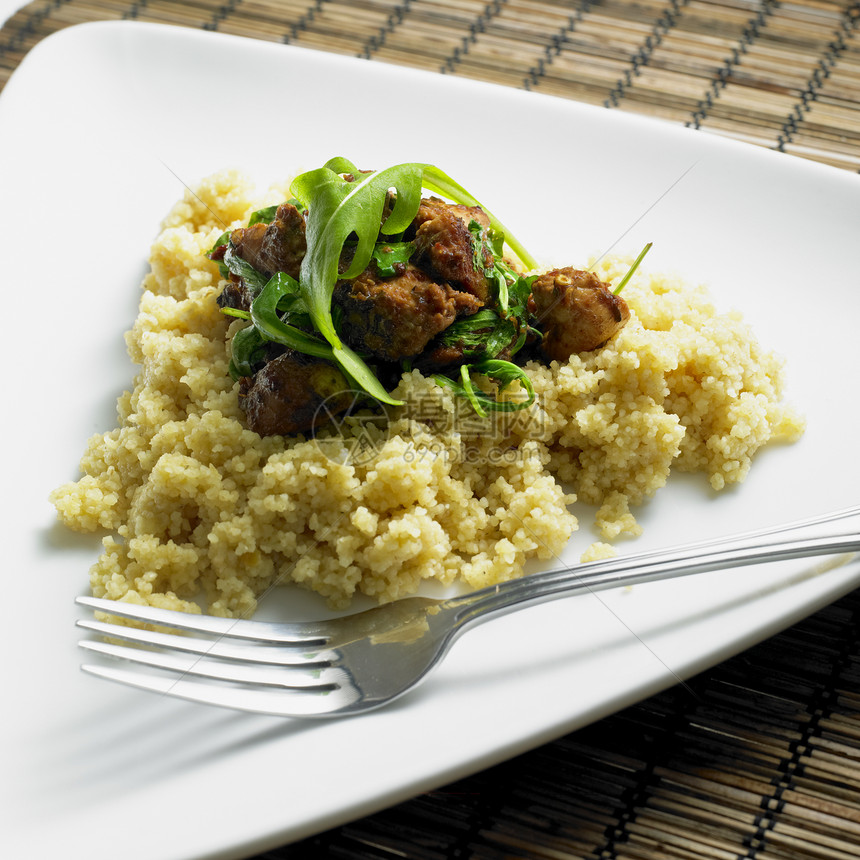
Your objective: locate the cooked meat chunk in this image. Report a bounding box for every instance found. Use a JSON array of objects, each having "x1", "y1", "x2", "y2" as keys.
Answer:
[
  {"x1": 216, "y1": 203, "x2": 307, "y2": 315},
  {"x1": 229, "y1": 222, "x2": 266, "y2": 269},
  {"x1": 239, "y1": 350, "x2": 351, "y2": 436},
  {"x1": 334, "y1": 263, "x2": 482, "y2": 362},
  {"x1": 413, "y1": 342, "x2": 467, "y2": 372},
  {"x1": 530, "y1": 267, "x2": 630, "y2": 361},
  {"x1": 230, "y1": 202, "x2": 306, "y2": 281},
  {"x1": 420, "y1": 199, "x2": 491, "y2": 232},
  {"x1": 411, "y1": 198, "x2": 494, "y2": 302},
  {"x1": 217, "y1": 278, "x2": 256, "y2": 314}
]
